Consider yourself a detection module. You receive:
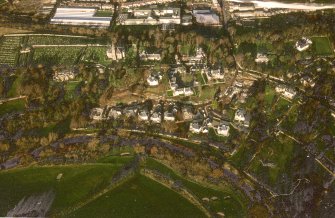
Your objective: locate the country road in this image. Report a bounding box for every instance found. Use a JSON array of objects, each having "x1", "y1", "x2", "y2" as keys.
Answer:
[{"x1": 228, "y1": 0, "x2": 335, "y2": 10}]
